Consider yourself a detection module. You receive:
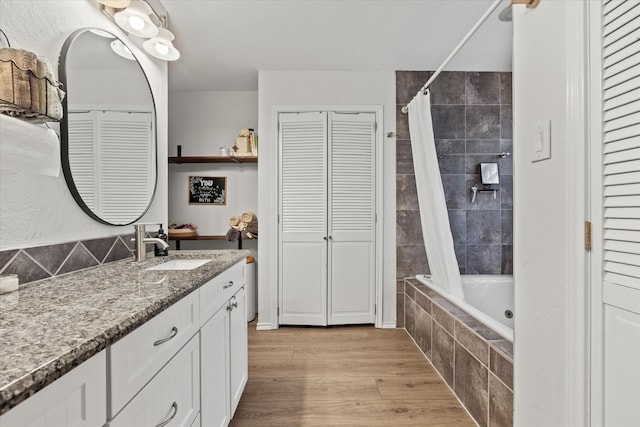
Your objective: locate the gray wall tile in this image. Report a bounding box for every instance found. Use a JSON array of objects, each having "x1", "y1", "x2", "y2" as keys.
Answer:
[
  {"x1": 500, "y1": 73, "x2": 512, "y2": 105},
  {"x1": 431, "y1": 322, "x2": 454, "y2": 387},
  {"x1": 435, "y1": 139, "x2": 466, "y2": 155},
  {"x1": 467, "y1": 211, "x2": 501, "y2": 244},
  {"x1": 448, "y1": 210, "x2": 467, "y2": 244},
  {"x1": 396, "y1": 140, "x2": 414, "y2": 174},
  {"x1": 397, "y1": 210, "x2": 424, "y2": 245},
  {"x1": 82, "y1": 237, "x2": 117, "y2": 263},
  {"x1": 455, "y1": 321, "x2": 489, "y2": 365},
  {"x1": 443, "y1": 175, "x2": 466, "y2": 210},
  {"x1": 500, "y1": 175, "x2": 513, "y2": 210},
  {"x1": 24, "y1": 243, "x2": 76, "y2": 276},
  {"x1": 396, "y1": 244, "x2": 429, "y2": 279},
  {"x1": 396, "y1": 175, "x2": 418, "y2": 210},
  {"x1": 466, "y1": 72, "x2": 500, "y2": 105},
  {"x1": 501, "y1": 245, "x2": 513, "y2": 275},
  {"x1": 414, "y1": 308, "x2": 432, "y2": 358},
  {"x1": 2, "y1": 252, "x2": 50, "y2": 284},
  {"x1": 405, "y1": 295, "x2": 417, "y2": 337},
  {"x1": 432, "y1": 105, "x2": 466, "y2": 139},
  {"x1": 396, "y1": 70, "x2": 432, "y2": 104},
  {"x1": 501, "y1": 211, "x2": 513, "y2": 244},
  {"x1": 396, "y1": 291, "x2": 405, "y2": 328},
  {"x1": 500, "y1": 106, "x2": 513, "y2": 140},
  {"x1": 431, "y1": 71, "x2": 465, "y2": 105},
  {"x1": 57, "y1": 244, "x2": 99, "y2": 275},
  {"x1": 0, "y1": 249, "x2": 18, "y2": 272},
  {"x1": 438, "y1": 154, "x2": 466, "y2": 174},
  {"x1": 467, "y1": 245, "x2": 502, "y2": 275},
  {"x1": 489, "y1": 374, "x2": 513, "y2": 427},
  {"x1": 466, "y1": 105, "x2": 500, "y2": 139},
  {"x1": 490, "y1": 347, "x2": 513, "y2": 390},
  {"x1": 395, "y1": 71, "x2": 513, "y2": 277},
  {"x1": 455, "y1": 343, "x2": 489, "y2": 426},
  {"x1": 466, "y1": 139, "x2": 501, "y2": 154},
  {"x1": 396, "y1": 105, "x2": 410, "y2": 139}
]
